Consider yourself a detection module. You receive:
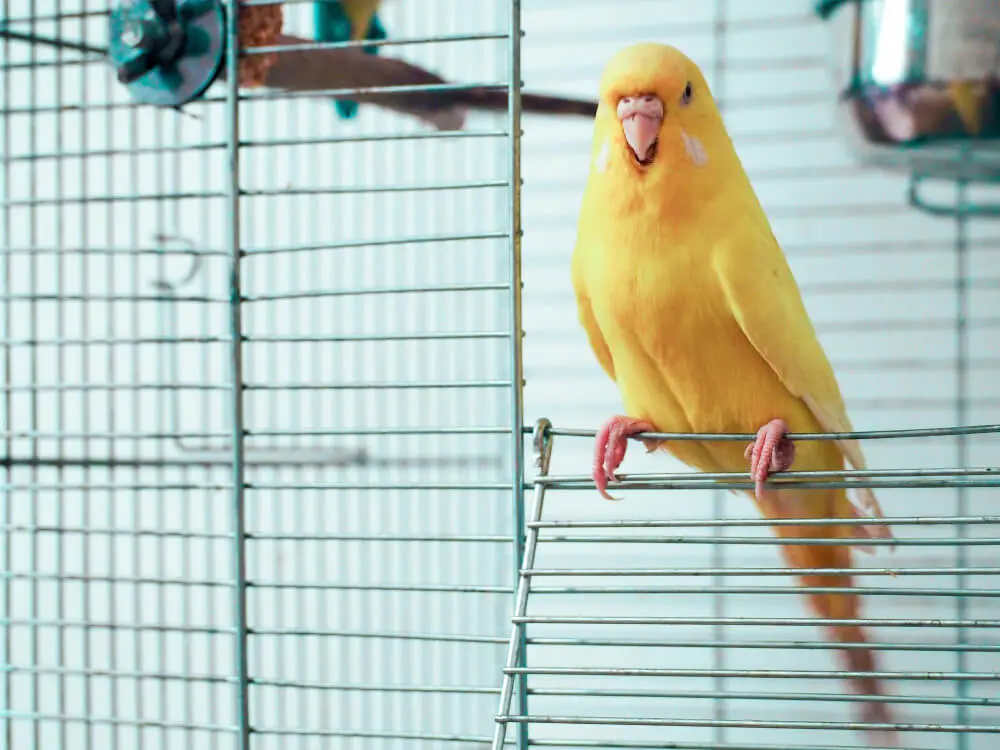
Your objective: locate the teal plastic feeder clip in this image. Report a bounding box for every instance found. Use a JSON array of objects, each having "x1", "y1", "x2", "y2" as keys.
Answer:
[{"x1": 108, "y1": 0, "x2": 227, "y2": 108}]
